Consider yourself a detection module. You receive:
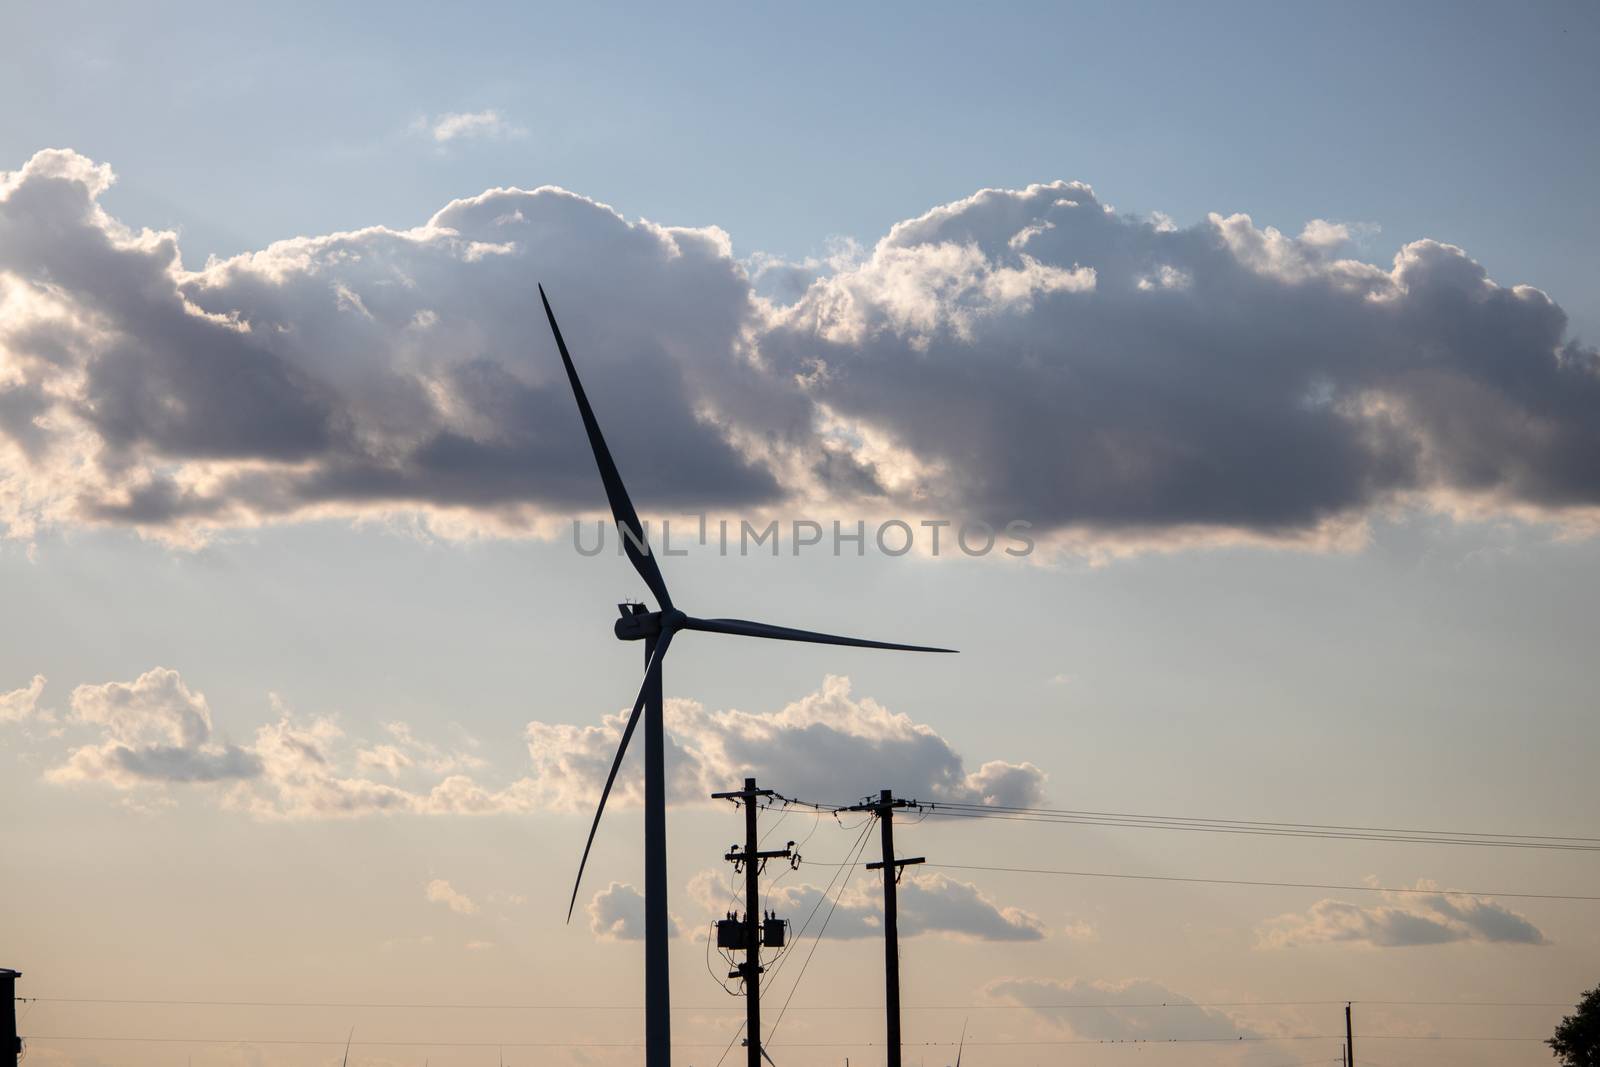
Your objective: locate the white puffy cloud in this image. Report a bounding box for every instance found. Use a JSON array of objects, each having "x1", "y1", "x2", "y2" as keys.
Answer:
[
  {"x1": 524, "y1": 674, "x2": 1047, "y2": 812},
  {"x1": 984, "y1": 976, "x2": 1254, "y2": 1041},
  {"x1": 41, "y1": 666, "x2": 542, "y2": 819},
  {"x1": 48, "y1": 668, "x2": 261, "y2": 786},
  {"x1": 1257, "y1": 883, "x2": 1547, "y2": 948},
  {"x1": 686, "y1": 868, "x2": 1046, "y2": 942},
  {"x1": 38, "y1": 669, "x2": 1040, "y2": 826},
  {"x1": 236, "y1": 710, "x2": 540, "y2": 821},
  {"x1": 0, "y1": 673, "x2": 46, "y2": 722},
  {"x1": 3, "y1": 150, "x2": 1598, "y2": 553},
  {"x1": 424, "y1": 879, "x2": 478, "y2": 915}
]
